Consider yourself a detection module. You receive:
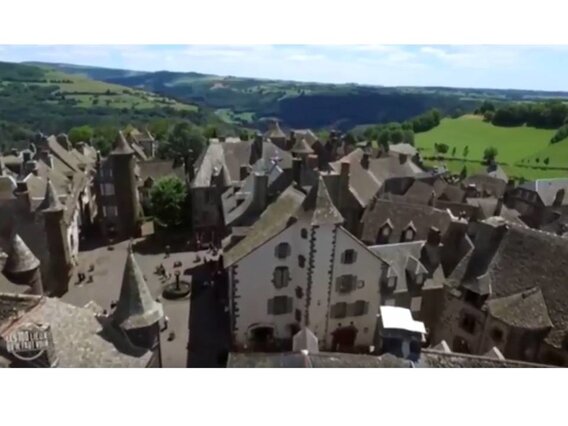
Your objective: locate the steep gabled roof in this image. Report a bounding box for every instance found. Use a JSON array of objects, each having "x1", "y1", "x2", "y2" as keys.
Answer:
[
  {"x1": 264, "y1": 120, "x2": 286, "y2": 140},
  {"x1": 301, "y1": 176, "x2": 344, "y2": 226},
  {"x1": 224, "y1": 186, "x2": 306, "y2": 267},
  {"x1": 112, "y1": 246, "x2": 163, "y2": 330},
  {"x1": 487, "y1": 287, "x2": 553, "y2": 330},
  {"x1": 45, "y1": 135, "x2": 81, "y2": 173}
]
